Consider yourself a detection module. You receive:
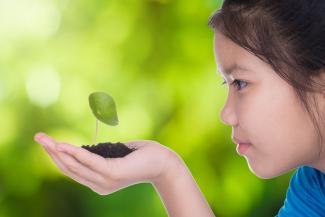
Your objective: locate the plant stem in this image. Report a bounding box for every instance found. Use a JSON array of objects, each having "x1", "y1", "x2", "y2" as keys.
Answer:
[{"x1": 93, "y1": 119, "x2": 99, "y2": 145}]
